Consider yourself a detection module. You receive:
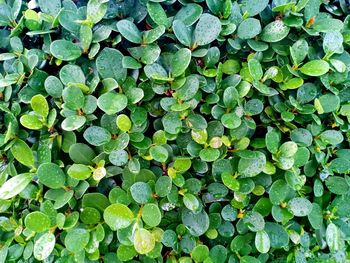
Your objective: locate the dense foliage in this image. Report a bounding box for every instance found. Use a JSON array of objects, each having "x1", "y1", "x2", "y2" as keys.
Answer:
[{"x1": 0, "y1": 0, "x2": 350, "y2": 262}]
